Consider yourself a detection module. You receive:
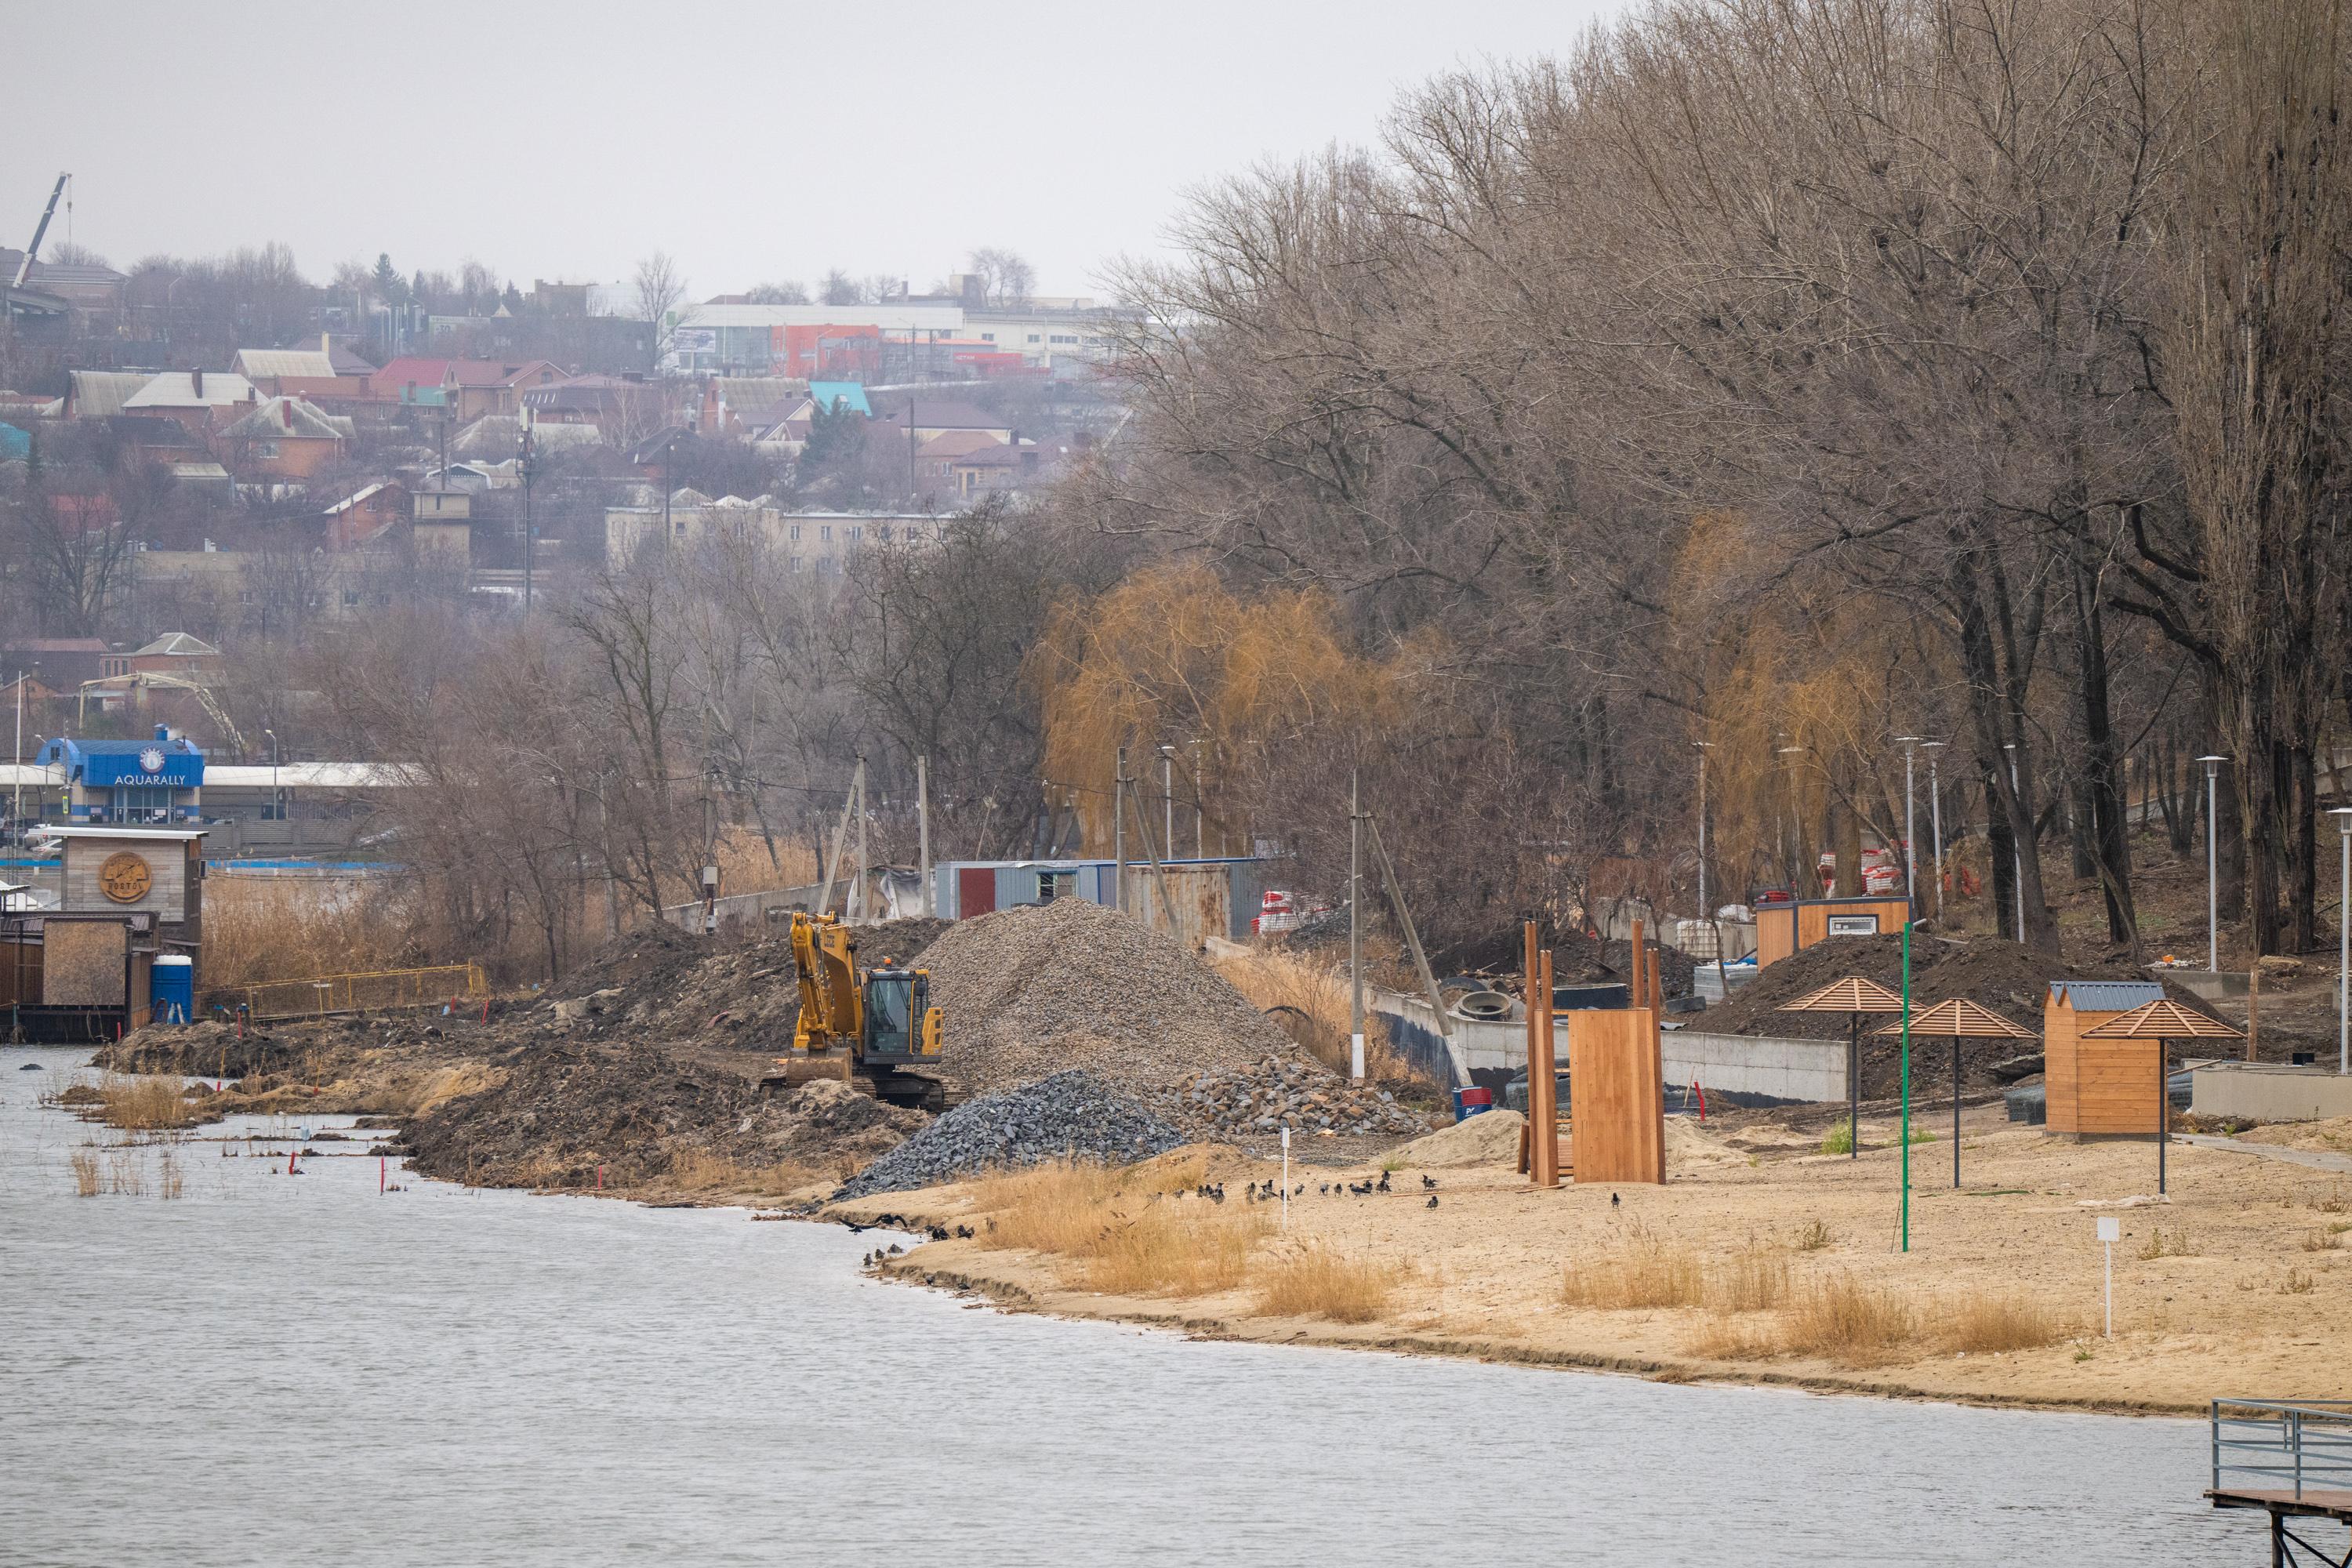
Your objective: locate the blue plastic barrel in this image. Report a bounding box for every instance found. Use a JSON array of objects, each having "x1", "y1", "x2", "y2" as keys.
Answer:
[{"x1": 151, "y1": 955, "x2": 194, "y2": 1025}]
